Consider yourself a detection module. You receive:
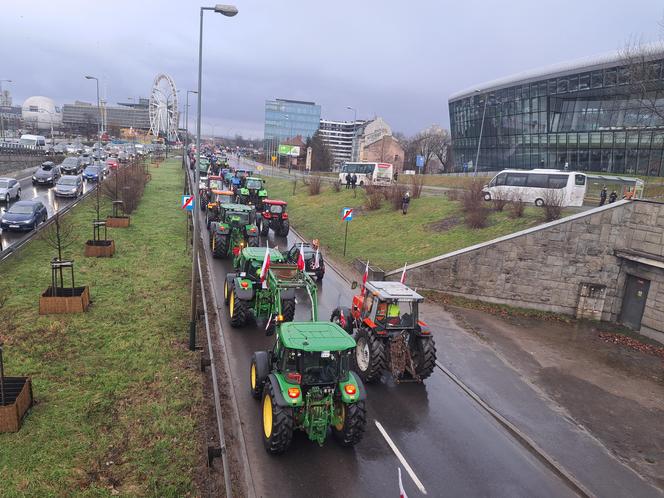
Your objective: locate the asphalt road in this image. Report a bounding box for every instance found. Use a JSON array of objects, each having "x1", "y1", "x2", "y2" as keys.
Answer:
[
  {"x1": 190, "y1": 162, "x2": 576, "y2": 498},
  {"x1": 0, "y1": 167, "x2": 94, "y2": 251}
]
